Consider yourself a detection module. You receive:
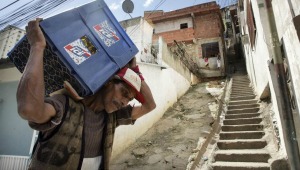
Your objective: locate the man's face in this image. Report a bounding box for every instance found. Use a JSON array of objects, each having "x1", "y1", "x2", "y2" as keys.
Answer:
[{"x1": 103, "y1": 81, "x2": 136, "y2": 113}]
